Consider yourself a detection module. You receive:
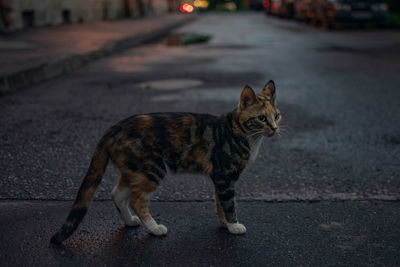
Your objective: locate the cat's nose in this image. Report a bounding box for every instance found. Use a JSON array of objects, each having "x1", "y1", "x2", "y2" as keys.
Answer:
[{"x1": 272, "y1": 127, "x2": 278, "y2": 132}]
